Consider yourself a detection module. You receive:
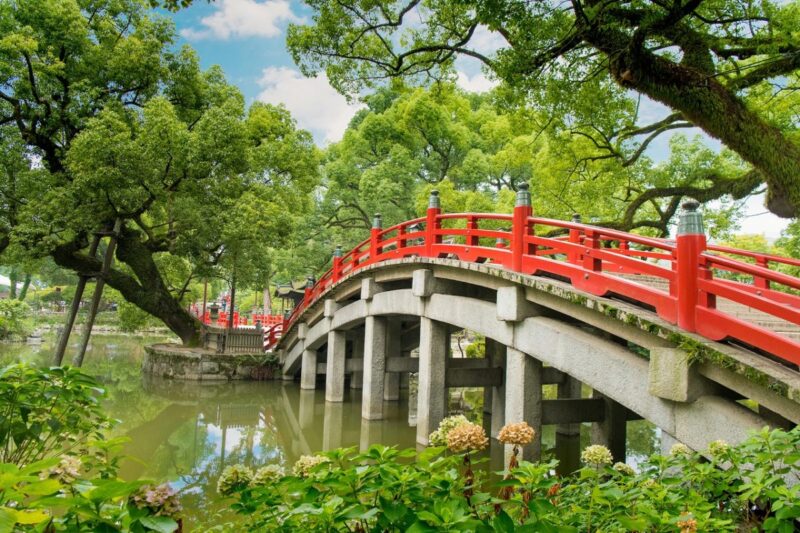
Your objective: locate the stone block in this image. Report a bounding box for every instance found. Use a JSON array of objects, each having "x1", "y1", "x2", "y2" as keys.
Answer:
[
  {"x1": 298, "y1": 322, "x2": 308, "y2": 340},
  {"x1": 496, "y1": 285, "x2": 537, "y2": 322},
  {"x1": 324, "y1": 299, "x2": 340, "y2": 318},
  {"x1": 361, "y1": 278, "x2": 382, "y2": 300},
  {"x1": 648, "y1": 347, "x2": 700, "y2": 402},
  {"x1": 412, "y1": 269, "x2": 435, "y2": 298},
  {"x1": 201, "y1": 361, "x2": 219, "y2": 374}
]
